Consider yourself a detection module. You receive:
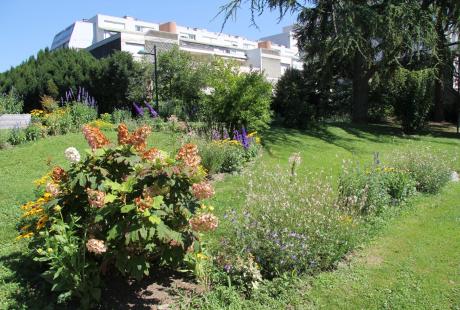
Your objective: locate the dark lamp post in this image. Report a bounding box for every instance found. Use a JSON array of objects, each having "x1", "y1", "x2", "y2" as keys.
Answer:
[{"x1": 138, "y1": 45, "x2": 159, "y2": 111}]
